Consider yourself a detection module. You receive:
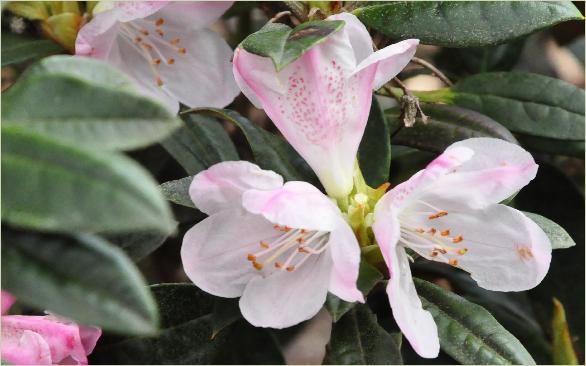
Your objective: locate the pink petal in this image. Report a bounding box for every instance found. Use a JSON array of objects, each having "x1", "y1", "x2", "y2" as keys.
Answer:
[
  {"x1": 1, "y1": 330, "x2": 52, "y2": 365},
  {"x1": 78, "y1": 326, "x2": 102, "y2": 356},
  {"x1": 354, "y1": 38, "x2": 419, "y2": 90},
  {"x1": 327, "y1": 12, "x2": 373, "y2": 64},
  {"x1": 190, "y1": 161, "x2": 283, "y2": 215},
  {"x1": 75, "y1": 10, "x2": 120, "y2": 58},
  {"x1": 112, "y1": 1, "x2": 168, "y2": 22},
  {"x1": 242, "y1": 181, "x2": 340, "y2": 232},
  {"x1": 328, "y1": 217, "x2": 364, "y2": 303},
  {"x1": 155, "y1": 1, "x2": 233, "y2": 29},
  {"x1": 239, "y1": 246, "x2": 332, "y2": 328},
  {"x1": 372, "y1": 205, "x2": 440, "y2": 358},
  {"x1": 406, "y1": 203, "x2": 552, "y2": 291},
  {"x1": 1, "y1": 291, "x2": 17, "y2": 315},
  {"x1": 181, "y1": 209, "x2": 277, "y2": 298}
]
